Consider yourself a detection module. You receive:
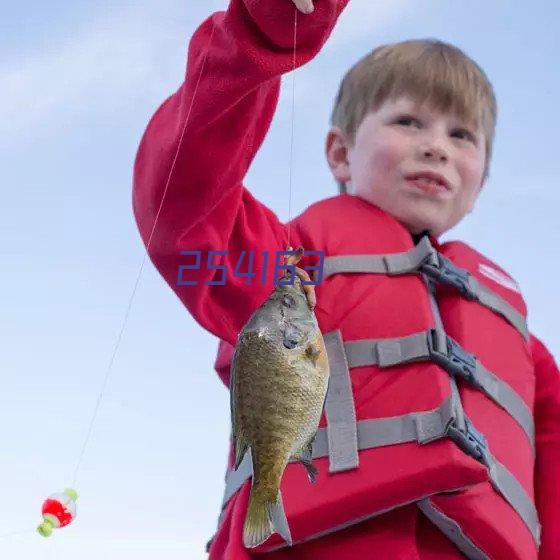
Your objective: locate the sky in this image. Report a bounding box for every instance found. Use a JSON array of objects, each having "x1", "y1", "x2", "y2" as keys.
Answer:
[{"x1": 1, "y1": 1, "x2": 558, "y2": 558}]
